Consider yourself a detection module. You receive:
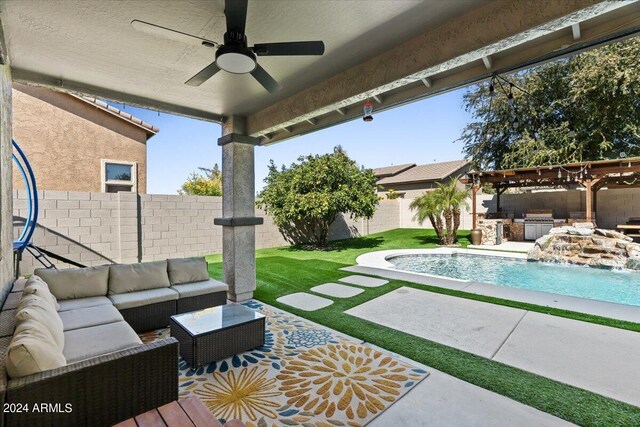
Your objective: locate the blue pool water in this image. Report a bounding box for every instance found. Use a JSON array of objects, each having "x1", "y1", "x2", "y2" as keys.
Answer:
[{"x1": 389, "y1": 254, "x2": 640, "y2": 306}]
